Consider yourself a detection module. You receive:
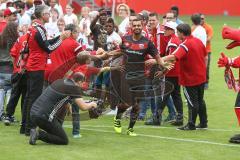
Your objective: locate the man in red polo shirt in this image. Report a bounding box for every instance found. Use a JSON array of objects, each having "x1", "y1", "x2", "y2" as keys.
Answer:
[
  {"x1": 22, "y1": 5, "x2": 70, "y2": 136},
  {"x1": 163, "y1": 23, "x2": 208, "y2": 130}
]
